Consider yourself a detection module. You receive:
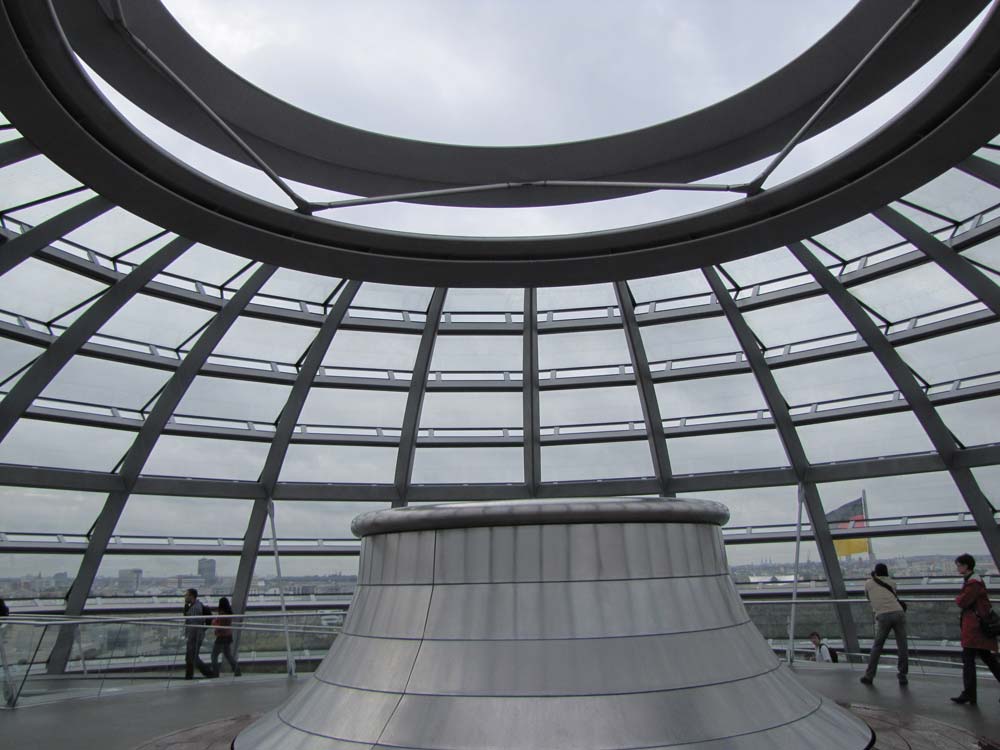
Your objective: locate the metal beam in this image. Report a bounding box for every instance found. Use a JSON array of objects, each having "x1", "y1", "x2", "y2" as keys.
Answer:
[
  {"x1": 523, "y1": 288, "x2": 541, "y2": 495},
  {"x1": 0, "y1": 195, "x2": 111, "y2": 276},
  {"x1": 956, "y1": 153, "x2": 1000, "y2": 192},
  {"x1": 789, "y1": 240, "x2": 1000, "y2": 566},
  {"x1": 703, "y1": 266, "x2": 860, "y2": 655},
  {"x1": 46, "y1": 263, "x2": 275, "y2": 673},
  {"x1": 873, "y1": 205, "x2": 1000, "y2": 316},
  {"x1": 0, "y1": 236, "x2": 191, "y2": 442},
  {"x1": 0, "y1": 136, "x2": 38, "y2": 168},
  {"x1": 231, "y1": 280, "x2": 361, "y2": 616},
  {"x1": 392, "y1": 288, "x2": 446, "y2": 506},
  {"x1": 614, "y1": 281, "x2": 672, "y2": 494}
]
